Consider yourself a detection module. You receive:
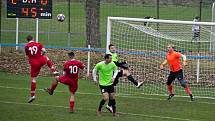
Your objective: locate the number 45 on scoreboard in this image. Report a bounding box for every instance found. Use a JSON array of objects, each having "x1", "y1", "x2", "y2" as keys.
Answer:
[{"x1": 7, "y1": 0, "x2": 52, "y2": 19}]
